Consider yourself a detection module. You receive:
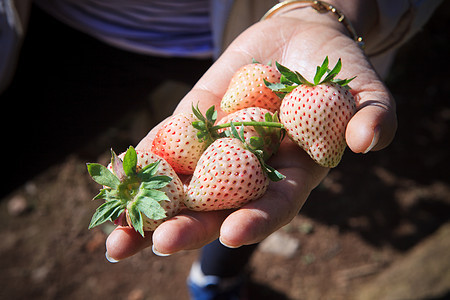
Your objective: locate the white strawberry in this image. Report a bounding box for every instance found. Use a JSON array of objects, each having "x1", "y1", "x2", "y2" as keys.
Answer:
[
  {"x1": 184, "y1": 137, "x2": 269, "y2": 211},
  {"x1": 216, "y1": 107, "x2": 284, "y2": 160},
  {"x1": 87, "y1": 147, "x2": 184, "y2": 236},
  {"x1": 220, "y1": 61, "x2": 281, "y2": 113},
  {"x1": 184, "y1": 126, "x2": 285, "y2": 211},
  {"x1": 266, "y1": 57, "x2": 357, "y2": 167},
  {"x1": 151, "y1": 112, "x2": 208, "y2": 175}
]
